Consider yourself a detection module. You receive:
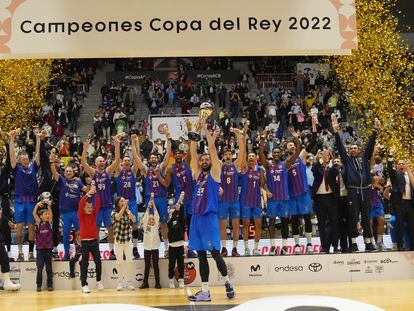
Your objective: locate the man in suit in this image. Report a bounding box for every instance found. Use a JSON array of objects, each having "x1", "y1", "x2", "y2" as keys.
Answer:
[
  {"x1": 387, "y1": 148, "x2": 414, "y2": 251},
  {"x1": 332, "y1": 116, "x2": 379, "y2": 252},
  {"x1": 312, "y1": 149, "x2": 340, "y2": 253}
]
